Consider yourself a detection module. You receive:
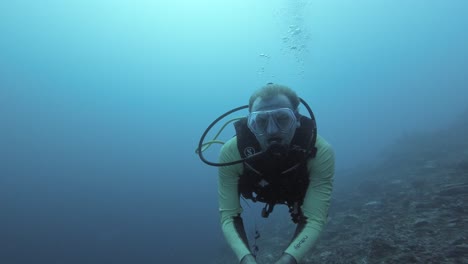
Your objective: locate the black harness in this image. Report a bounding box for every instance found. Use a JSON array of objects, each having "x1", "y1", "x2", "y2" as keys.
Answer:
[{"x1": 234, "y1": 115, "x2": 317, "y2": 223}]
